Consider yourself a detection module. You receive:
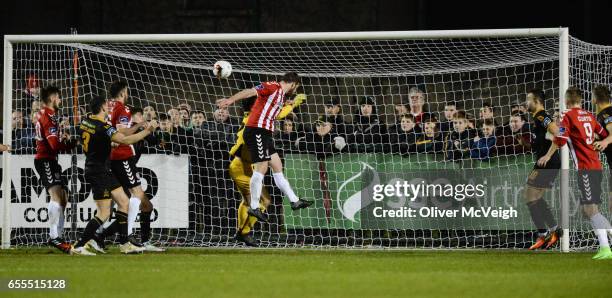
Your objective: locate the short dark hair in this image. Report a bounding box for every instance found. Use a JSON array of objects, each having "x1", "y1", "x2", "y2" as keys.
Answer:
[
  {"x1": 158, "y1": 113, "x2": 170, "y2": 121},
  {"x1": 455, "y1": 110, "x2": 468, "y2": 120},
  {"x1": 400, "y1": 114, "x2": 416, "y2": 122},
  {"x1": 109, "y1": 80, "x2": 128, "y2": 99},
  {"x1": 565, "y1": 87, "x2": 583, "y2": 105},
  {"x1": 423, "y1": 114, "x2": 438, "y2": 123},
  {"x1": 510, "y1": 112, "x2": 527, "y2": 122},
  {"x1": 528, "y1": 88, "x2": 546, "y2": 104},
  {"x1": 40, "y1": 85, "x2": 60, "y2": 104},
  {"x1": 445, "y1": 101, "x2": 463, "y2": 110},
  {"x1": 190, "y1": 110, "x2": 204, "y2": 116},
  {"x1": 131, "y1": 106, "x2": 143, "y2": 115},
  {"x1": 280, "y1": 72, "x2": 300, "y2": 84},
  {"x1": 482, "y1": 119, "x2": 495, "y2": 127},
  {"x1": 593, "y1": 85, "x2": 611, "y2": 103},
  {"x1": 89, "y1": 96, "x2": 107, "y2": 114}
]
